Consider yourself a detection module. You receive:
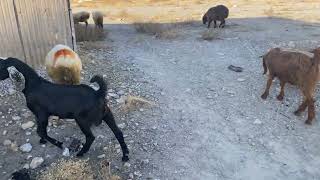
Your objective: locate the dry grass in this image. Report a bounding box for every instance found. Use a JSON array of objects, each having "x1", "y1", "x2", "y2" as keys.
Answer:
[
  {"x1": 133, "y1": 22, "x2": 179, "y2": 39},
  {"x1": 75, "y1": 24, "x2": 107, "y2": 42},
  {"x1": 200, "y1": 29, "x2": 220, "y2": 41},
  {"x1": 120, "y1": 95, "x2": 155, "y2": 112},
  {"x1": 39, "y1": 159, "x2": 121, "y2": 180},
  {"x1": 38, "y1": 159, "x2": 94, "y2": 180}
]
